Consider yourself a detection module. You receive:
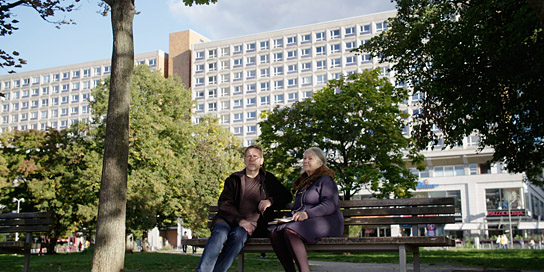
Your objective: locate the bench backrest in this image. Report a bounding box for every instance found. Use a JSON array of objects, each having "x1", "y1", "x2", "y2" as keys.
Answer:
[
  {"x1": 0, "y1": 212, "x2": 53, "y2": 233},
  {"x1": 208, "y1": 197, "x2": 455, "y2": 229}
]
